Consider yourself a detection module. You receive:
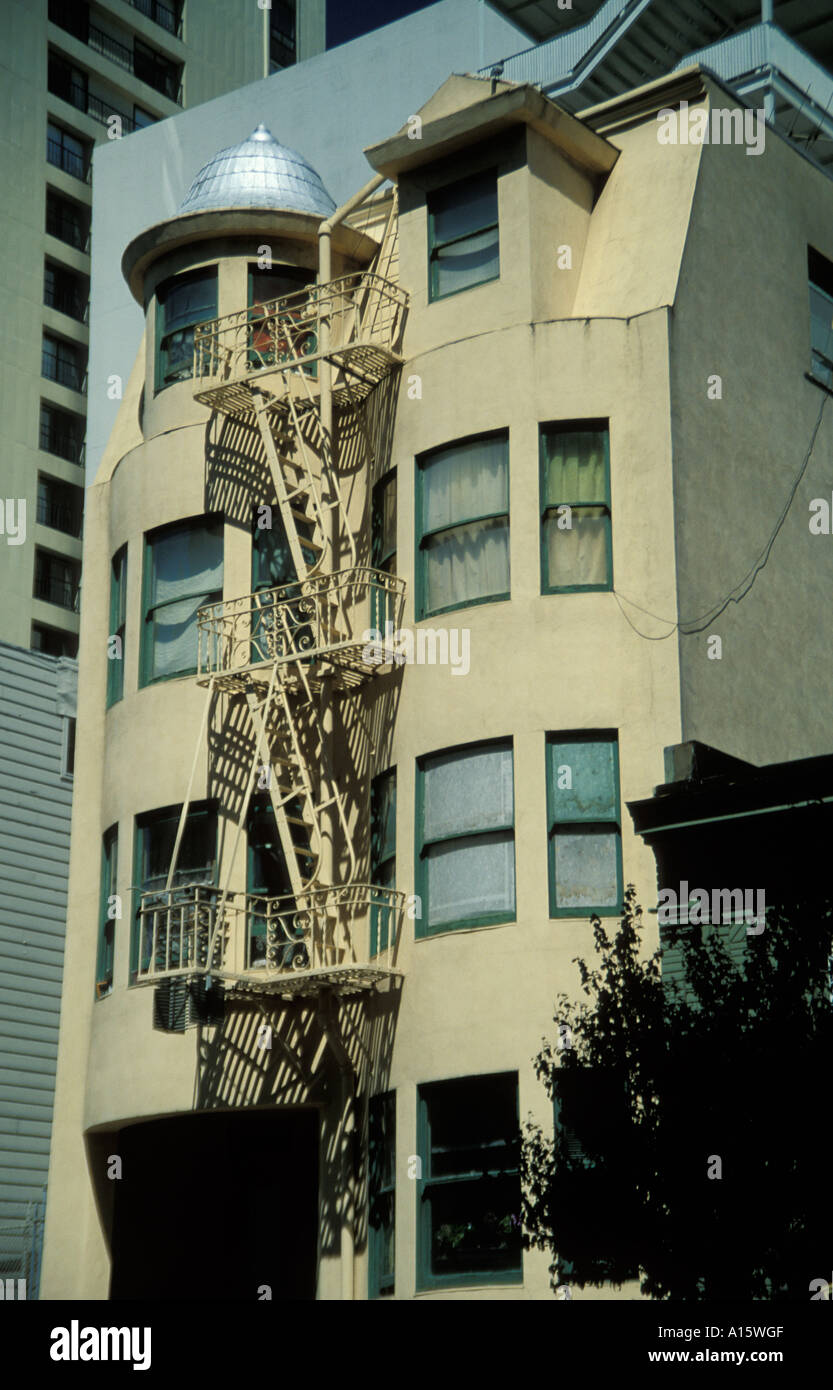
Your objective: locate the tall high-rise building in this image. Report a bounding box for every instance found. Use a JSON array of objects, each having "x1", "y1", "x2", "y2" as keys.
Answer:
[{"x1": 0, "y1": 0, "x2": 328, "y2": 657}]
